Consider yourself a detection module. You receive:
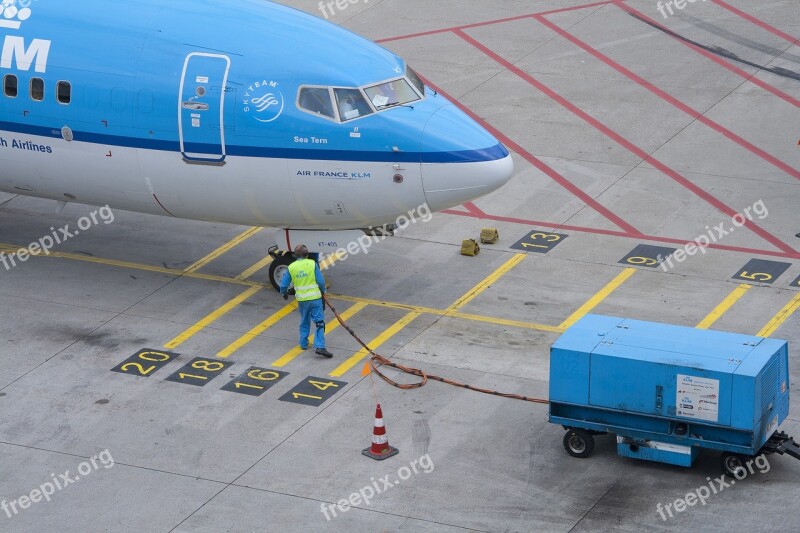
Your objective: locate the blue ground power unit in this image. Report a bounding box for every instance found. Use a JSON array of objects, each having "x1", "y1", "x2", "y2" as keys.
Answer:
[{"x1": 548, "y1": 314, "x2": 800, "y2": 474}]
